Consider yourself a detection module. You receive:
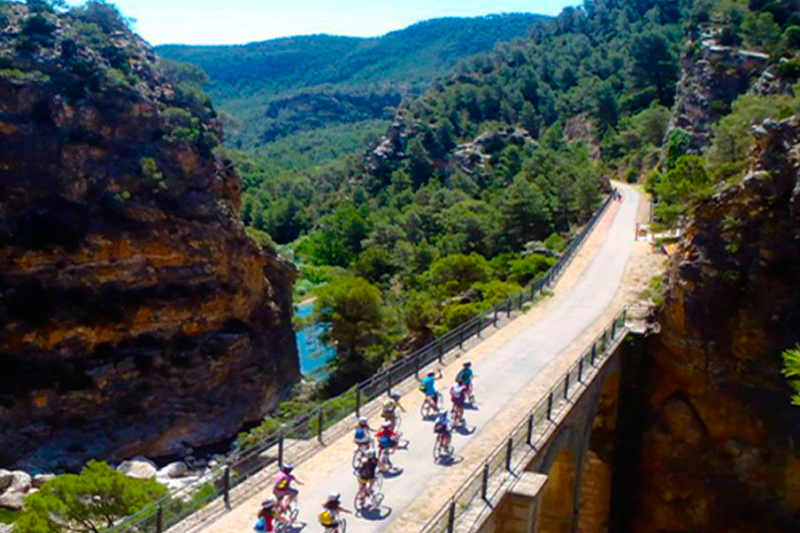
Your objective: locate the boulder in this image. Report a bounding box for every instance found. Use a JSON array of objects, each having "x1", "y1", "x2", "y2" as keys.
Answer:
[
  {"x1": 0, "y1": 522, "x2": 14, "y2": 533},
  {"x1": 0, "y1": 471, "x2": 31, "y2": 494},
  {"x1": 0, "y1": 489, "x2": 25, "y2": 511},
  {"x1": 158, "y1": 461, "x2": 188, "y2": 479},
  {"x1": 117, "y1": 458, "x2": 157, "y2": 480},
  {"x1": 31, "y1": 473, "x2": 56, "y2": 488}
]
